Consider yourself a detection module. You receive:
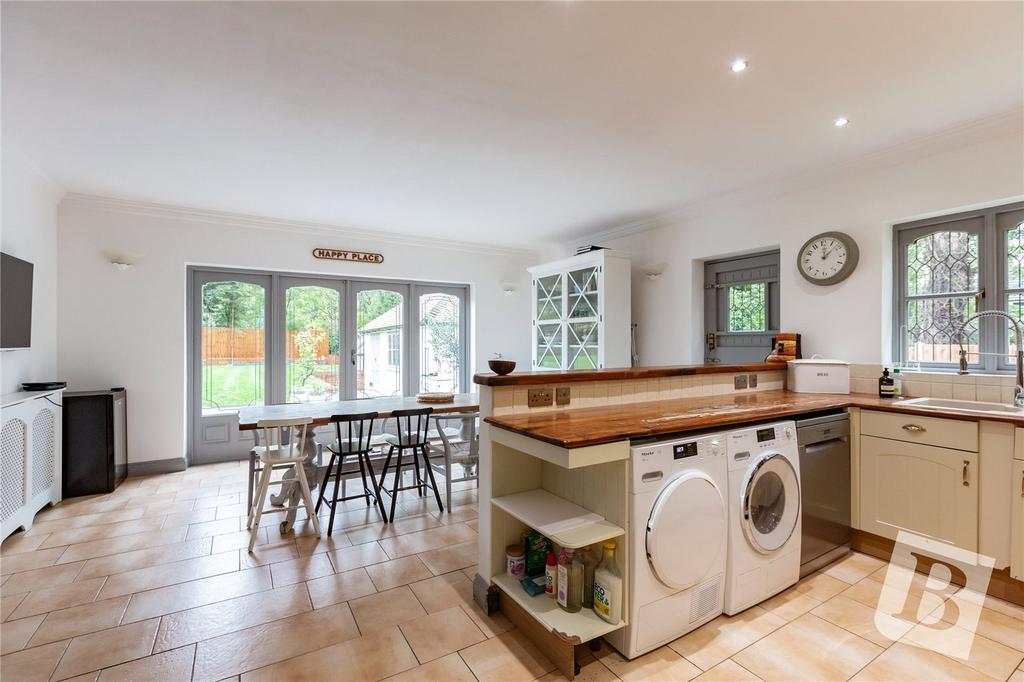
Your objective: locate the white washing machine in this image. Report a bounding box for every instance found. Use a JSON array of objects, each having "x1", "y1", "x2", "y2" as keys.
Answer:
[
  {"x1": 724, "y1": 420, "x2": 802, "y2": 615},
  {"x1": 606, "y1": 433, "x2": 729, "y2": 659}
]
